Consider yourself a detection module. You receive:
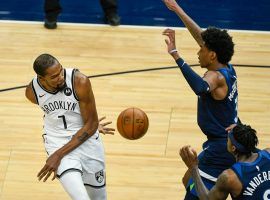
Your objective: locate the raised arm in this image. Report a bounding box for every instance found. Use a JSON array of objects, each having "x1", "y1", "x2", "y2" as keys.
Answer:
[
  {"x1": 163, "y1": 29, "x2": 211, "y2": 95},
  {"x1": 180, "y1": 146, "x2": 235, "y2": 200},
  {"x1": 163, "y1": 0, "x2": 204, "y2": 46},
  {"x1": 37, "y1": 71, "x2": 99, "y2": 182}
]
